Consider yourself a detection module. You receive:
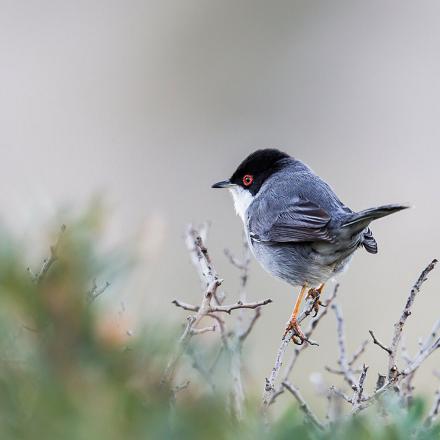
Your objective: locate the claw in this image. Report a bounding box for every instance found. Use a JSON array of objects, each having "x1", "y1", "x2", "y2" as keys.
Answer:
[
  {"x1": 284, "y1": 318, "x2": 307, "y2": 345},
  {"x1": 306, "y1": 285, "x2": 325, "y2": 317}
]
